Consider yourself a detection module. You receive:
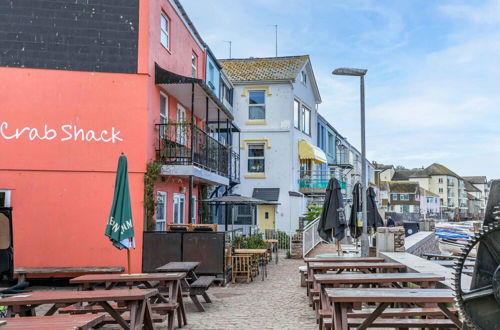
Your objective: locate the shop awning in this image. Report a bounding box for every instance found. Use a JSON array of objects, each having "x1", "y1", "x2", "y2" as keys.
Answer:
[{"x1": 298, "y1": 140, "x2": 327, "y2": 164}]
